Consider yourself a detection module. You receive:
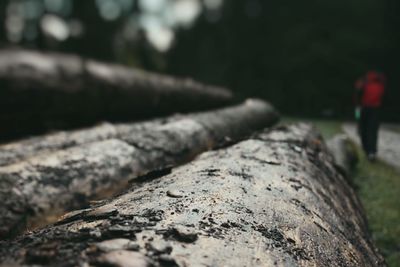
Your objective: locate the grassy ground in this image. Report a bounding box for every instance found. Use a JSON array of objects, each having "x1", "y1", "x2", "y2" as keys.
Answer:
[
  {"x1": 283, "y1": 117, "x2": 400, "y2": 266},
  {"x1": 353, "y1": 150, "x2": 400, "y2": 266},
  {"x1": 384, "y1": 125, "x2": 400, "y2": 134},
  {"x1": 282, "y1": 117, "x2": 342, "y2": 139}
]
